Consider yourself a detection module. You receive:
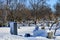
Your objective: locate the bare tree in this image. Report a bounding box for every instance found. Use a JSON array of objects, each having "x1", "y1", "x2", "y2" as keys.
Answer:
[
  {"x1": 29, "y1": 0, "x2": 53, "y2": 24},
  {"x1": 54, "y1": 0, "x2": 60, "y2": 19},
  {"x1": 29, "y1": 0, "x2": 44, "y2": 24}
]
